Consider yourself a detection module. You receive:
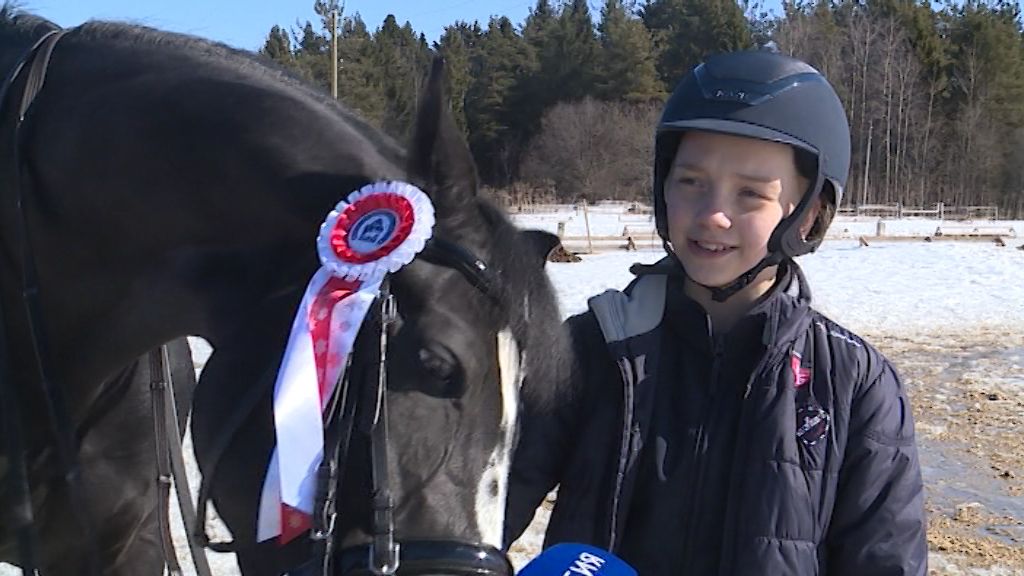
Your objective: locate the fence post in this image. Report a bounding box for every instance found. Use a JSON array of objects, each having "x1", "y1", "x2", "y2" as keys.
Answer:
[
  {"x1": 876, "y1": 220, "x2": 886, "y2": 237},
  {"x1": 938, "y1": 202, "x2": 944, "y2": 220},
  {"x1": 557, "y1": 221, "x2": 565, "y2": 238},
  {"x1": 581, "y1": 199, "x2": 594, "y2": 254}
]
